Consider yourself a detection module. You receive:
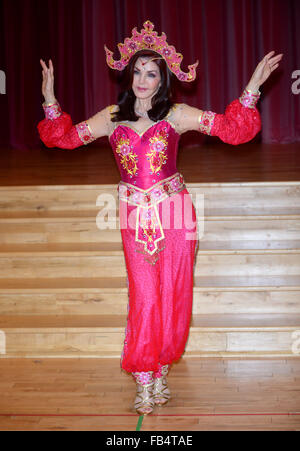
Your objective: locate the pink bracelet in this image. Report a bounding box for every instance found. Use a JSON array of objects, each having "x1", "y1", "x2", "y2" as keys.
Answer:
[
  {"x1": 42, "y1": 101, "x2": 62, "y2": 120},
  {"x1": 198, "y1": 110, "x2": 216, "y2": 135},
  {"x1": 239, "y1": 88, "x2": 261, "y2": 109},
  {"x1": 75, "y1": 121, "x2": 96, "y2": 145}
]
